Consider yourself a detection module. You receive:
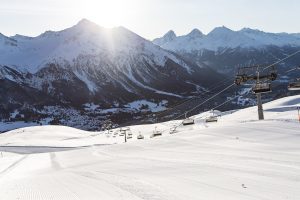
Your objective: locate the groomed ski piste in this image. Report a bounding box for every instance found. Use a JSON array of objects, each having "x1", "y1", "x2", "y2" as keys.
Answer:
[{"x1": 0, "y1": 95, "x2": 300, "y2": 200}]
